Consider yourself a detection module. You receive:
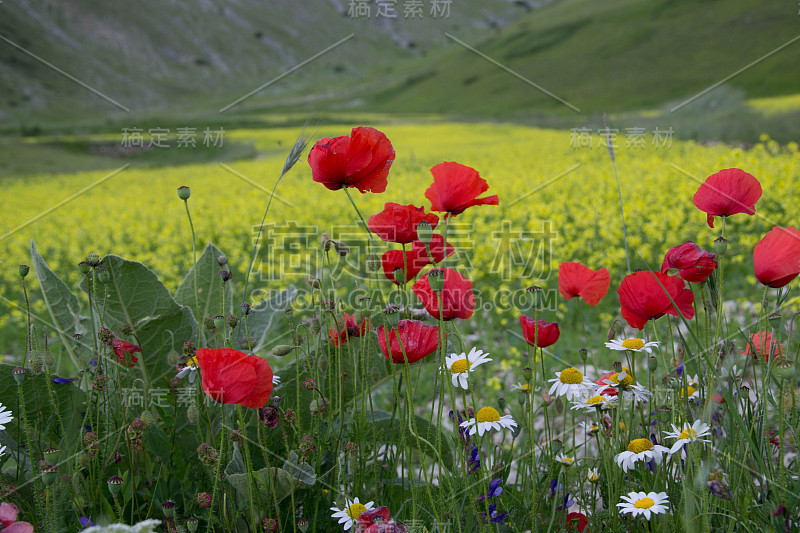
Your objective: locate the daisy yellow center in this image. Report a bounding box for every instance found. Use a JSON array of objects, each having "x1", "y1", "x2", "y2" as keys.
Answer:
[
  {"x1": 476, "y1": 407, "x2": 501, "y2": 423},
  {"x1": 679, "y1": 428, "x2": 698, "y2": 440},
  {"x1": 622, "y1": 338, "x2": 646, "y2": 350},
  {"x1": 586, "y1": 395, "x2": 607, "y2": 405},
  {"x1": 627, "y1": 438, "x2": 654, "y2": 454},
  {"x1": 187, "y1": 356, "x2": 198, "y2": 367},
  {"x1": 519, "y1": 384, "x2": 531, "y2": 392},
  {"x1": 559, "y1": 368, "x2": 583, "y2": 384},
  {"x1": 634, "y1": 498, "x2": 655, "y2": 509},
  {"x1": 610, "y1": 369, "x2": 633, "y2": 387},
  {"x1": 682, "y1": 385, "x2": 697, "y2": 397},
  {"x1": 561, "y1": 457, "x2": 574, "y2": 464},
  {"x1": 450, "y1": 359, "x2": 471, "y2": 374},
  {"x1": 347, "y1": 503, "x2": 367, "y2": 519}
]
